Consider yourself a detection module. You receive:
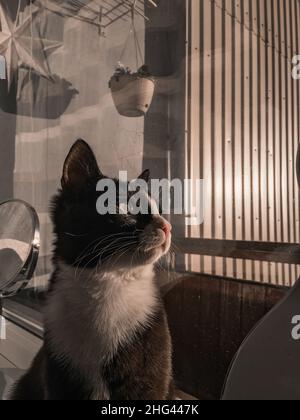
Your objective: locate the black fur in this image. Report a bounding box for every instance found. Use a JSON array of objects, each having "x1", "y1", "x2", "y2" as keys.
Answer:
[{"x1": 11, "y1": 140, "x2": 173, "y2": 400}]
